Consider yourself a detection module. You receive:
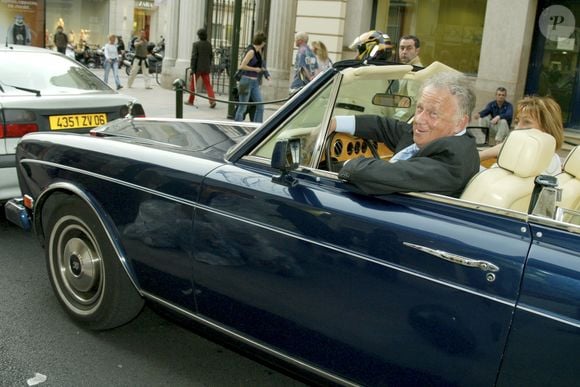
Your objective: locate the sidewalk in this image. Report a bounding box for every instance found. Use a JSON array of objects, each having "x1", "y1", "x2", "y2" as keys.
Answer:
[{"x1": 91, "y1": 68, "x2": 280, "y2": 121}]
